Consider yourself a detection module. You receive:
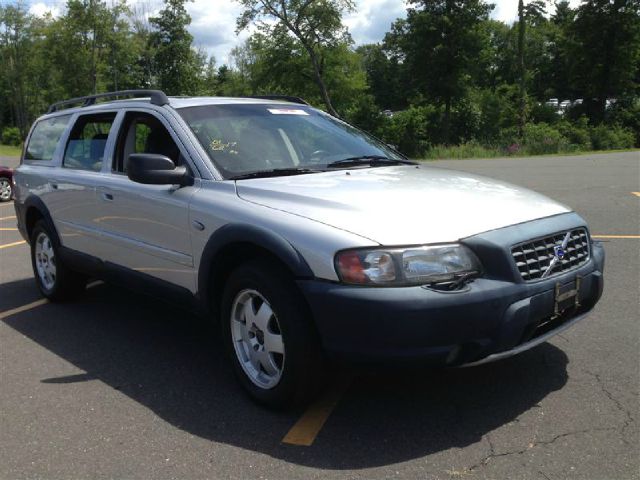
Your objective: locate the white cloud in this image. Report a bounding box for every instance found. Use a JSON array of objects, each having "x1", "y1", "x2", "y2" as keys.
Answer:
[
  {"x1": 185, "y1": 0, "x2": 248, "y2": 65},
  {"x1": 492, "y1": 0, "x2": 584, "y2": 23},
  {"x1": 28, "y1": 1, "x2": 61, "y2": 18},
  {"x1": 345, "y1": 0, "x2": 408, "y2": 45}
]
